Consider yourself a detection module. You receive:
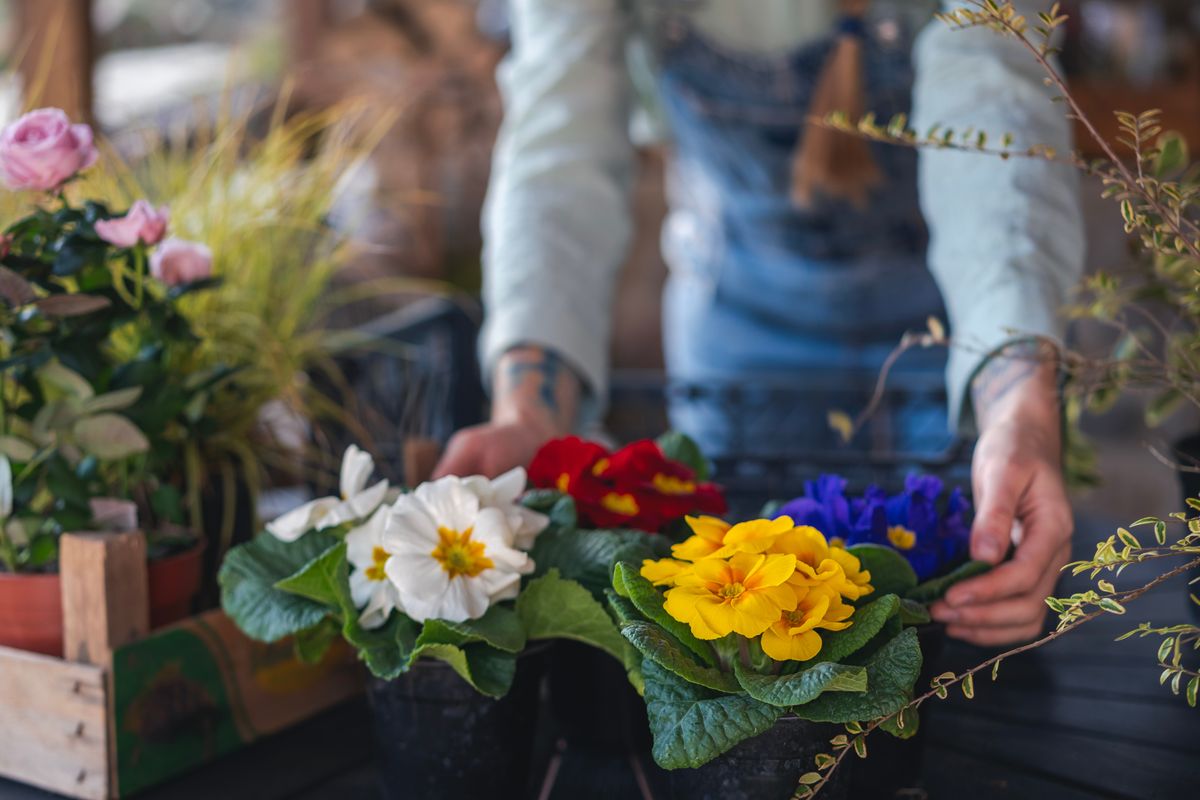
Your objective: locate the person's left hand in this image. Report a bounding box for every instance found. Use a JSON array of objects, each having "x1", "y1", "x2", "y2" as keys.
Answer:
[{"x1": 930, "y1": 346, "x2": 1074, "y2": 646}]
